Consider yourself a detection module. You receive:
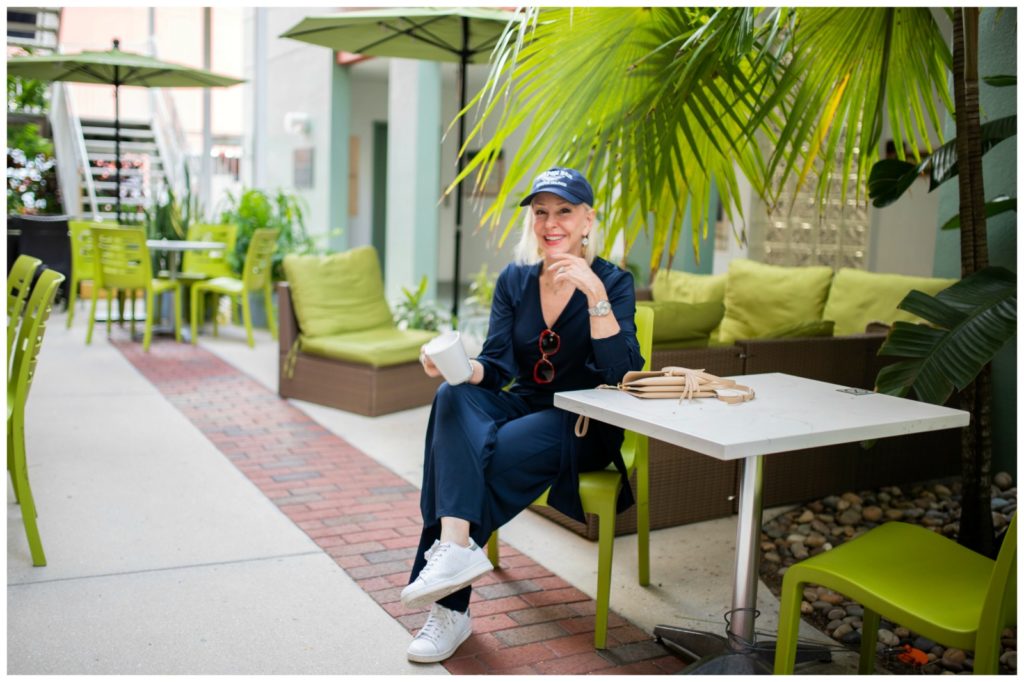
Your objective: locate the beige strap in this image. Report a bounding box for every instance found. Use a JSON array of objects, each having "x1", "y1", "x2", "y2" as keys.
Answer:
[
  {"x1": 284, "y1": 337, "x2": 301, "y2": 379},
  {"x1": 574, "y1": 414, "x2": 590, "y2": 437},
  {"x1": 714, "y1": 384, "x2": 756, "y2": 404}
]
